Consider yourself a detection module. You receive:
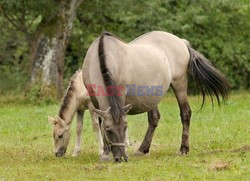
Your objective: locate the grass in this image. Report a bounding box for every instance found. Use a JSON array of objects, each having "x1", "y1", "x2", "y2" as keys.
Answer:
[{"x1": 0, "y1": 92, "x2": 249, "y2": 180}]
